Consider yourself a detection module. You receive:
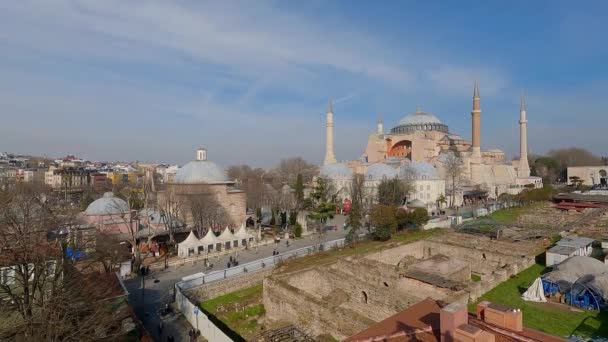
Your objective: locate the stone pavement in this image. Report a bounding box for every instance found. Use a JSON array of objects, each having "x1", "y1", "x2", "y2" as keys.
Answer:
[{"x1": 125, "y1": 215, "x2": 348, "y2": 341}]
